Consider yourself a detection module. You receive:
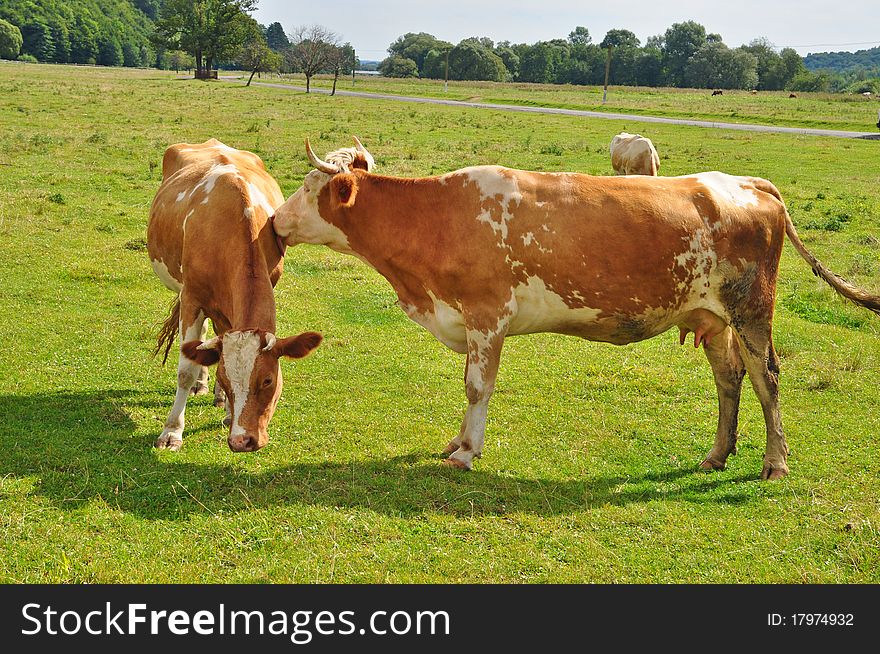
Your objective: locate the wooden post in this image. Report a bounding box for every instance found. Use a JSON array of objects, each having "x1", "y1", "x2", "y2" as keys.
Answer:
[
  {"x1": 444, "y1": 49, "x2": 449, "y2": 93},
  {"x1": 603, "y1": 46, "x2": 612, "y2": 104}
]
